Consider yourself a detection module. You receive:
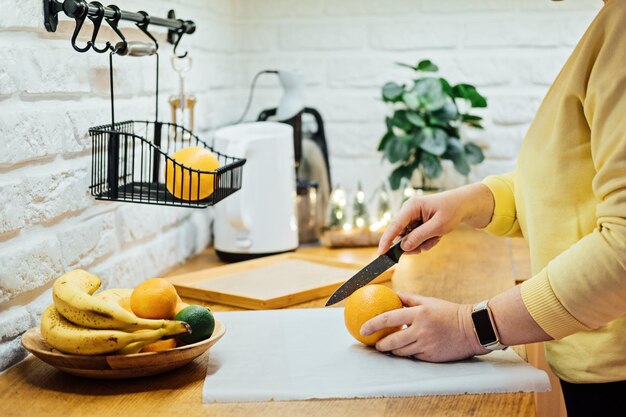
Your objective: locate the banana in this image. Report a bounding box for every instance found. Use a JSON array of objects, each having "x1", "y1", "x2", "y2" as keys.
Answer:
[
  {"x1": 52, "y1": 269, "x2": 186, "y2": 333},
  {"x1": 116, "y1": 341, "x2": 147, "y2": 355},
  {"x1": 93, "y1": 288, "x2": 133, "y2": 309},
  {"x1": 40, "y1": 305, "x2": 187, "y2": 355}
]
